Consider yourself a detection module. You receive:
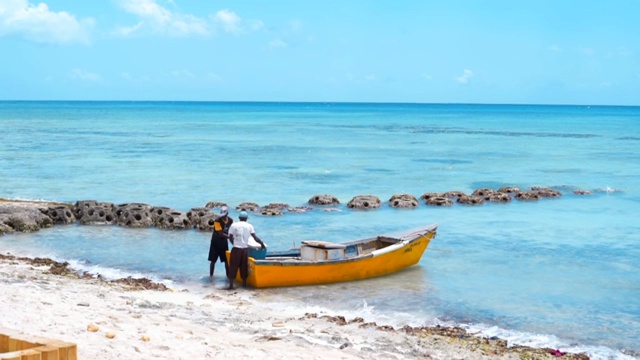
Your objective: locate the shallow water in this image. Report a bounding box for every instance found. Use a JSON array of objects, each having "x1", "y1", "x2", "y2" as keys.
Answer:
[{"x1": 1, "y1": 102, "x2": 639, "y2": 359}]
